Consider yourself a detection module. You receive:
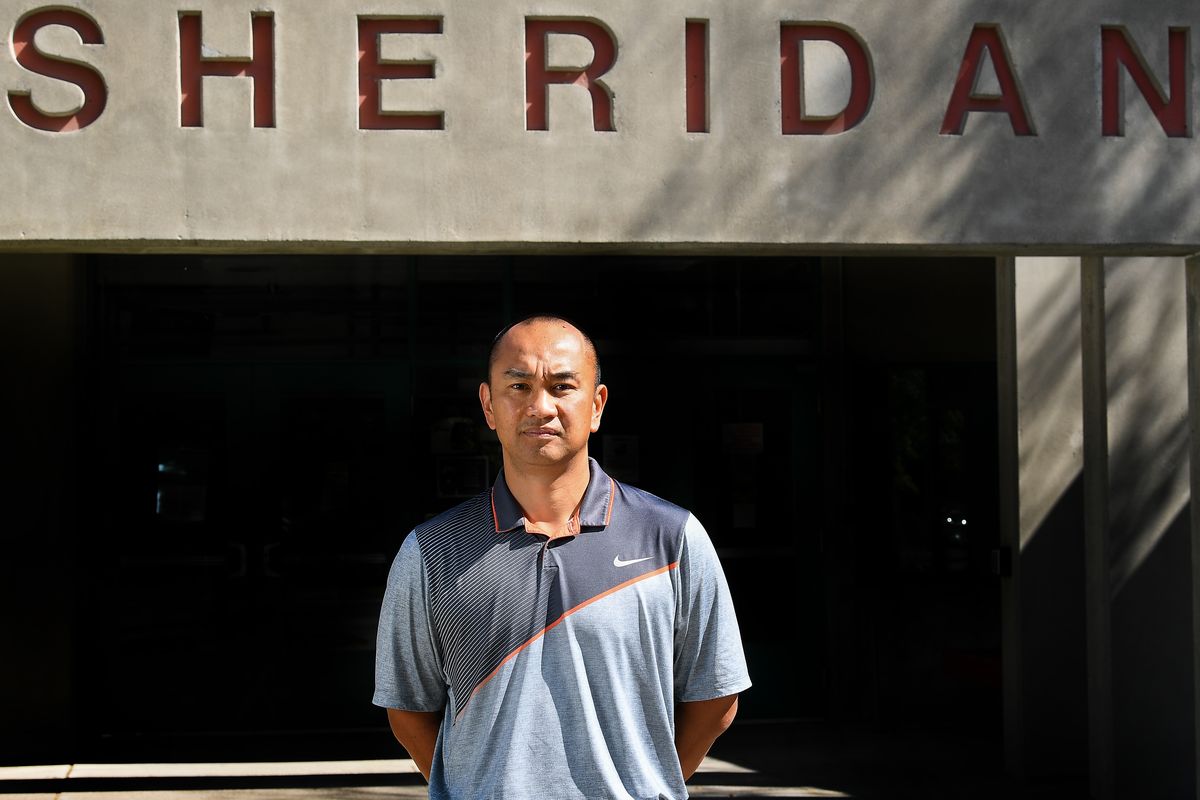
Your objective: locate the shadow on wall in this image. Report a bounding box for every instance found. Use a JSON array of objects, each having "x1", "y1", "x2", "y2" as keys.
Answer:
[
  {"x1": 1018, "y1": 474, "x2": 1087, "y2": 782},
  {"x1": 622, "y1": 6, "x2": 1195, "y2": 248},
  {"x1": 1105, "y1": 260, "x2": 1191, "y2": 594},
  {"x1": 1112, "y1": 503, "x2": 1194, "y2": 800},
  {"x1": 1105, "y1": 259, "x2": 1194, "y2": 800},
  {"x1": 1008, "y1": 253, "x2": 1194, "y2": 799}
]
